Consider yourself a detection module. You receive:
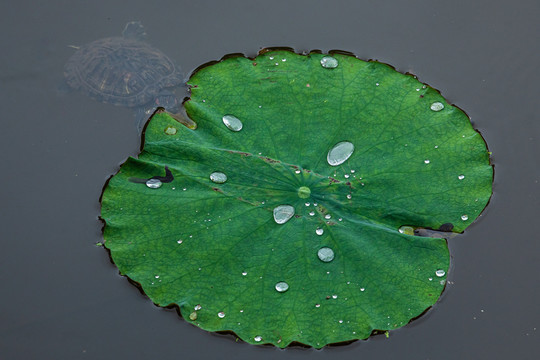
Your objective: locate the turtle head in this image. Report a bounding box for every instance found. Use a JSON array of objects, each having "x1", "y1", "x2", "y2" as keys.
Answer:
[{"x1": 154, "y1": 89, "x2": 180, "y2": 113}]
